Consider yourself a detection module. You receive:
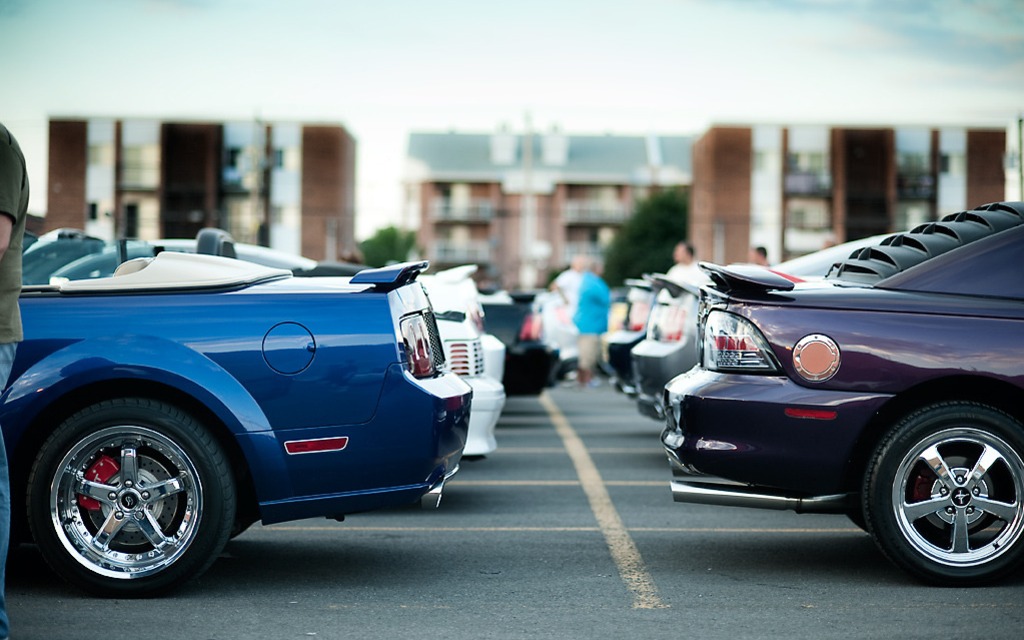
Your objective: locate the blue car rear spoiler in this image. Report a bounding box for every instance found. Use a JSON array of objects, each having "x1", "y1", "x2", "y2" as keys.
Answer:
[{"x1": 350, "y1": 260, "x2": 430, "y2": 292}]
